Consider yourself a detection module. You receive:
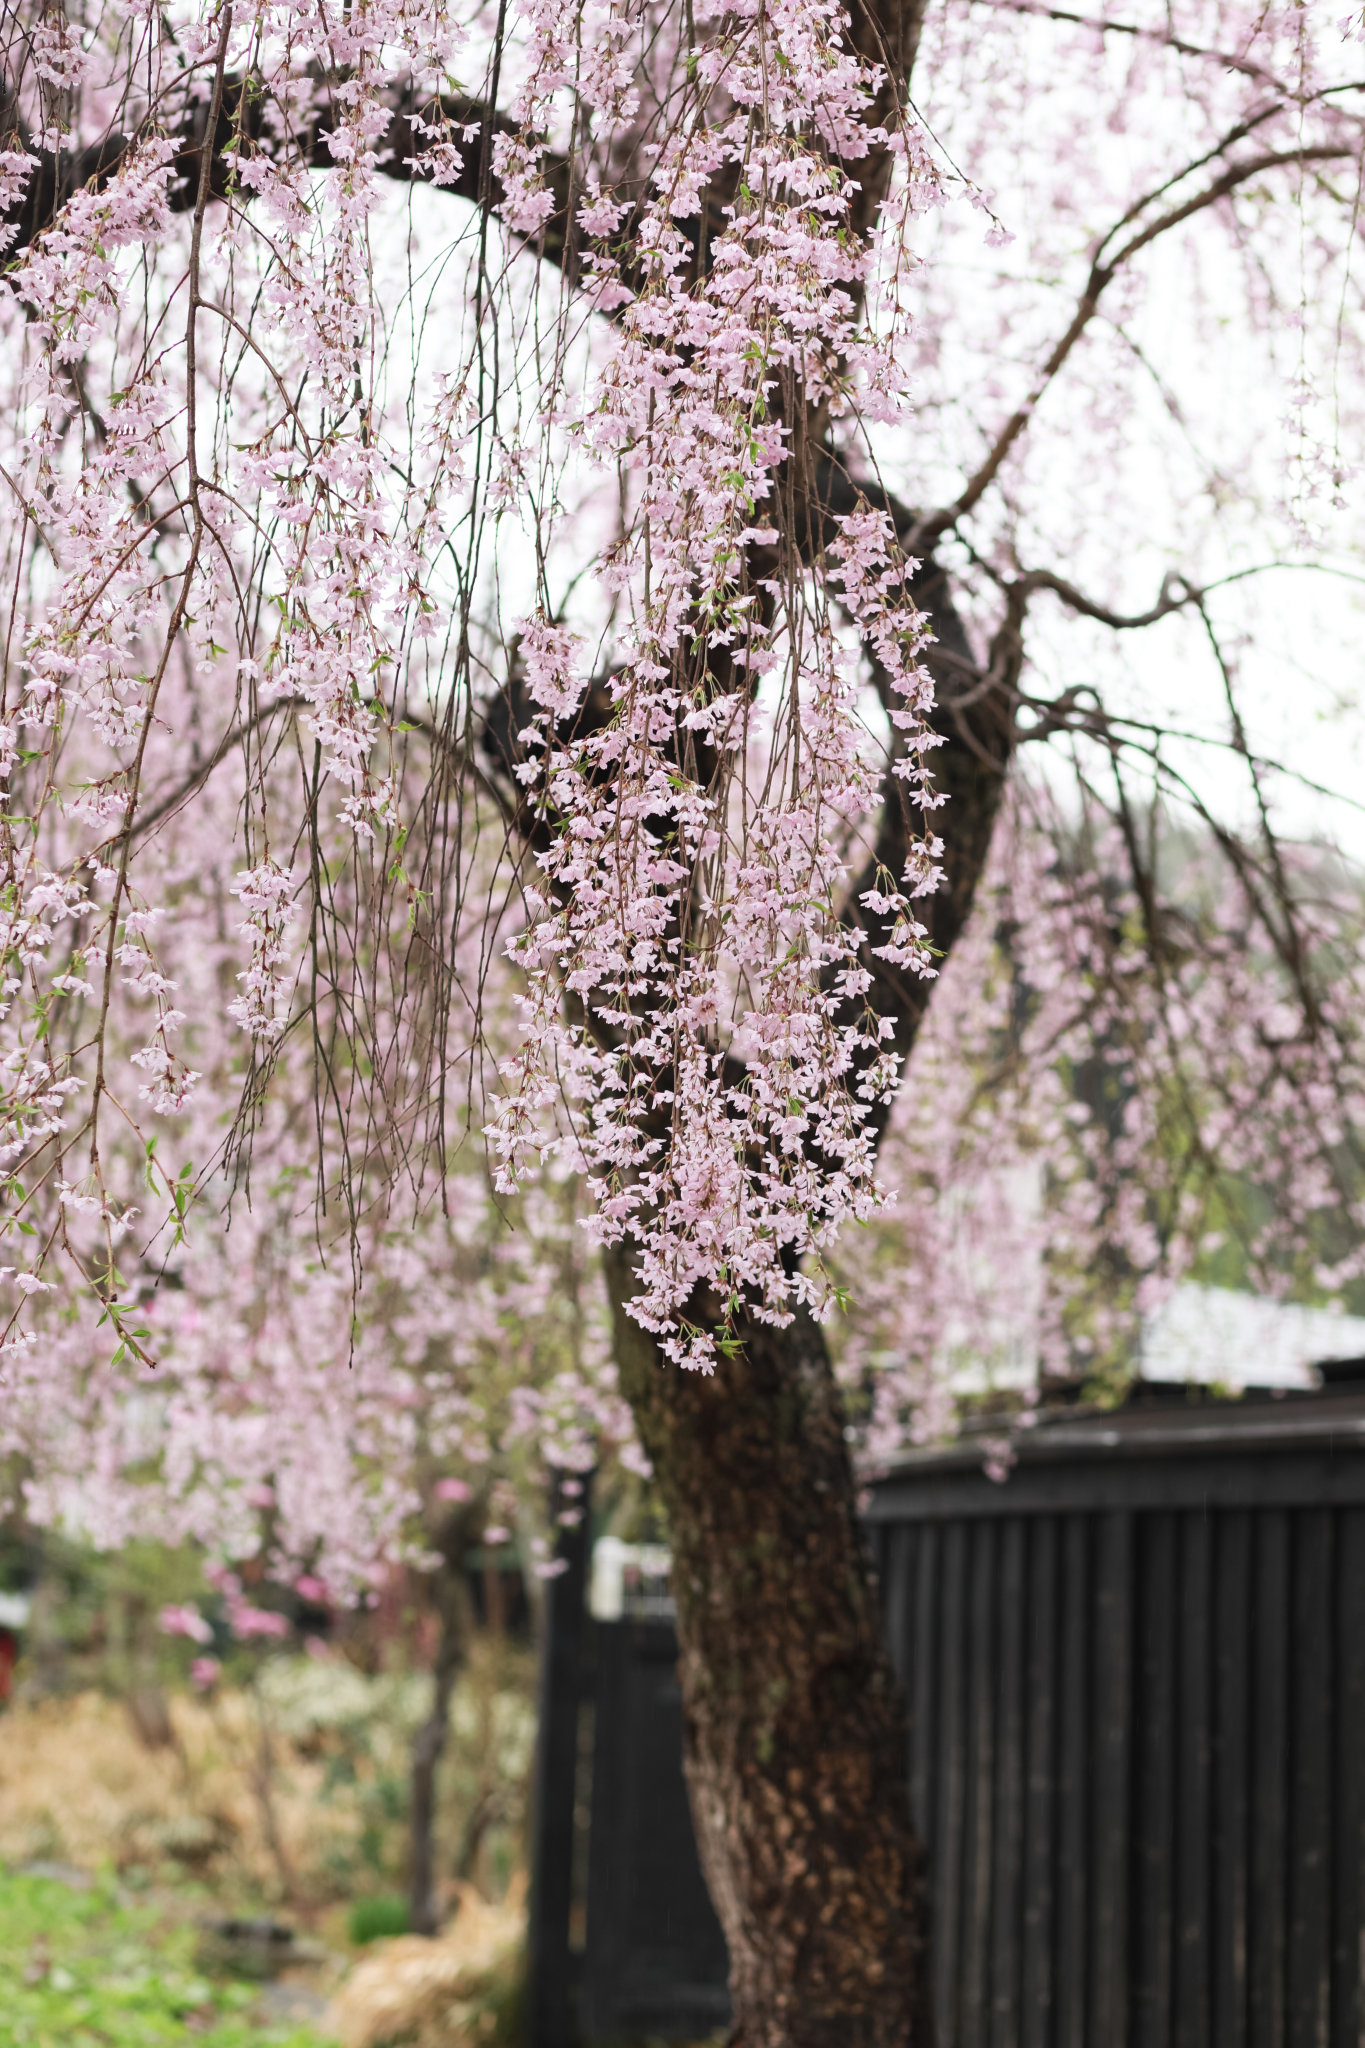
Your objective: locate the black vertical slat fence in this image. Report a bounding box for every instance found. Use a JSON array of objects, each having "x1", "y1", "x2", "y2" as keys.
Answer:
[
  {"x1": 1212, "y1": 1509, "x2": 1247, "y2": 2048},
  {"x1": 864, "y1": 1391, "x2": 1365, "y2": 2048},
  {"x1": 578, "y1": 1622, "x2": 731, "y2": 2043},
  {"x1": 1334, "y1": 1511, "x2": 1365, "y2": 2044},
  {"x1": 526, "y1": 1484, "x2": 593, "y2": 2048},
  {"x1": 1022, "y1": 1511, "x2": 1058, "y2": 2048},
  {"x1": 993, "y1": 1517, "x2": 1026, "y2": 2048},
  {"x1": 1057, "y1": 1515, "x2": 1089, "y2": 2048},
  {"x1": 1173, "y1": 1508, "x2": 1209, "y2": 2048}
]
